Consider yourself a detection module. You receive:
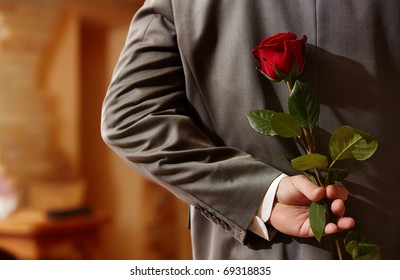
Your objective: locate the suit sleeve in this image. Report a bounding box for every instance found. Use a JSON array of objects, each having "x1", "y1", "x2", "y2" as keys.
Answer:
[{"x1": 101, "y1": 0, "x2": 282, "y2": 244}]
